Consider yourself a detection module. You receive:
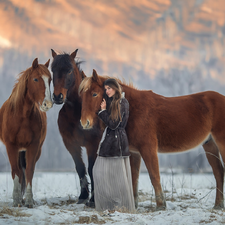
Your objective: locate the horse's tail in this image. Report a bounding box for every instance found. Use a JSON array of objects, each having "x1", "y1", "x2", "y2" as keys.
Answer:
[{"x1": 19, "y1": 151, "x2": 26, "y2": 195}]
